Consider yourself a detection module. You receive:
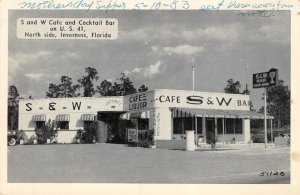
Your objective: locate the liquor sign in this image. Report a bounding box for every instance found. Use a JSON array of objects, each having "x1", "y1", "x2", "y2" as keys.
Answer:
[
  {"x1": 253, "y1": 68, "x2": 278, "y2": 88},
  {"x1": 127, "y1": 128, "x2": 138, "y2": 142}
]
